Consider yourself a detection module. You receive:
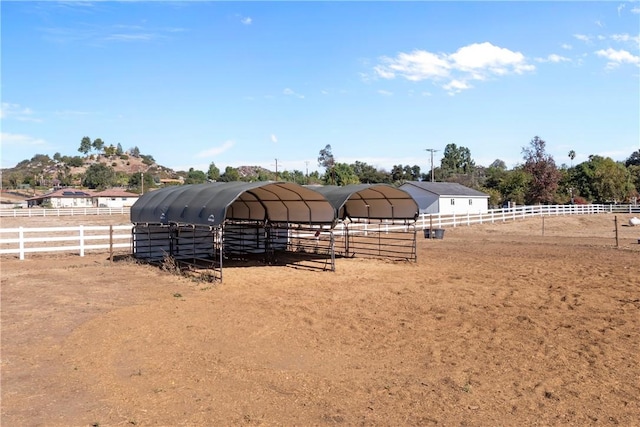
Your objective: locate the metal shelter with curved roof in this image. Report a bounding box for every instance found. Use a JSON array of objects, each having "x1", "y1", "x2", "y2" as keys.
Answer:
[
  {"x1": 311, "y1": 184, "x2": 418, "y2": 221},
  {"x1": 131, "y1": 181, "x2": 336, "y2": 227},
  {"x1": 311, "y1": 184, "x2": 419, "y2": 262},
  {"x1": 131, "y1": 182, "x2": 338, "y2": 280}
]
